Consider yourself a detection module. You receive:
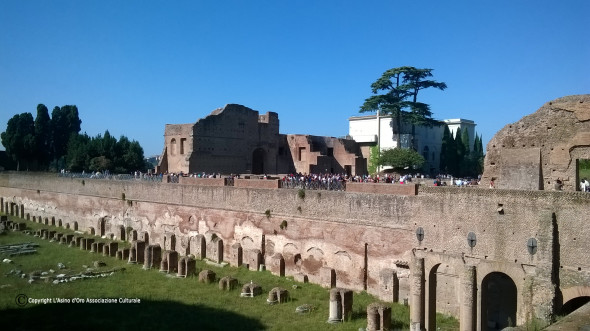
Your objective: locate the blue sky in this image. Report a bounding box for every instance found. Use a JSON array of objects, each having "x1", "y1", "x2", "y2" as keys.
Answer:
[{"x1": 1, "y1": 1, "x2": 588, "y2": 157}]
